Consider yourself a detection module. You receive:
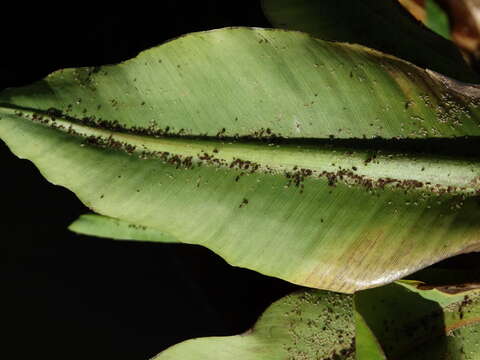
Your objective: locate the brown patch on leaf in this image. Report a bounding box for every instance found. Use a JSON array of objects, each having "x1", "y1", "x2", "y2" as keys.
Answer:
[
  {"x1": 417, "y1": 282, "x2": 480, "y2": 294},
  {"x1": 440, "y1": 0, "x2": 480, "y2": 63},
  {"x1": 426, "y1": 69, "x2": 480, "y2": 99},
  {"x1": 398, "y1": 0, "x2": 426, "y2": 21},
  {"x1": 457, "y1": 241, "x2": 480, "y2": 254}
]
